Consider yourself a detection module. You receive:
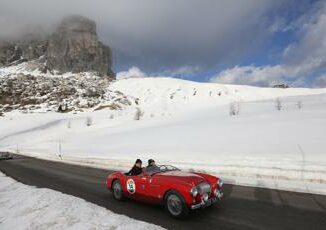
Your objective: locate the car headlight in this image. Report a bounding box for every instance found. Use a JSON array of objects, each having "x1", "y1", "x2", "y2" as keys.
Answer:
[
  {"x1": 218, "y1": 179, "x2": 223, "y2": 188},
  {"x1": 190, "y1": 186, "x2": 198, "y2": 197}
]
